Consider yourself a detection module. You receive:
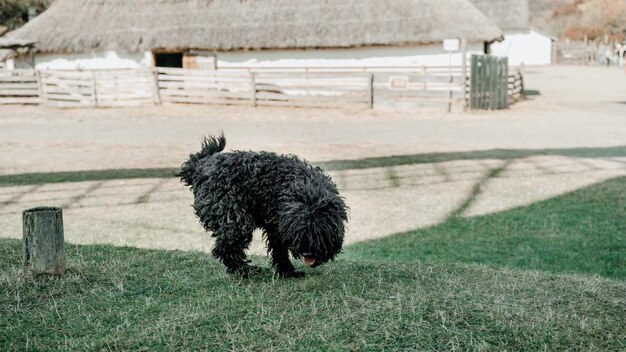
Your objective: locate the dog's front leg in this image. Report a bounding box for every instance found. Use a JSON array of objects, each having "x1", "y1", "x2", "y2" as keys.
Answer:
[{"x1": 267, "y1": 236, "x2": 305, "y2": 278}]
